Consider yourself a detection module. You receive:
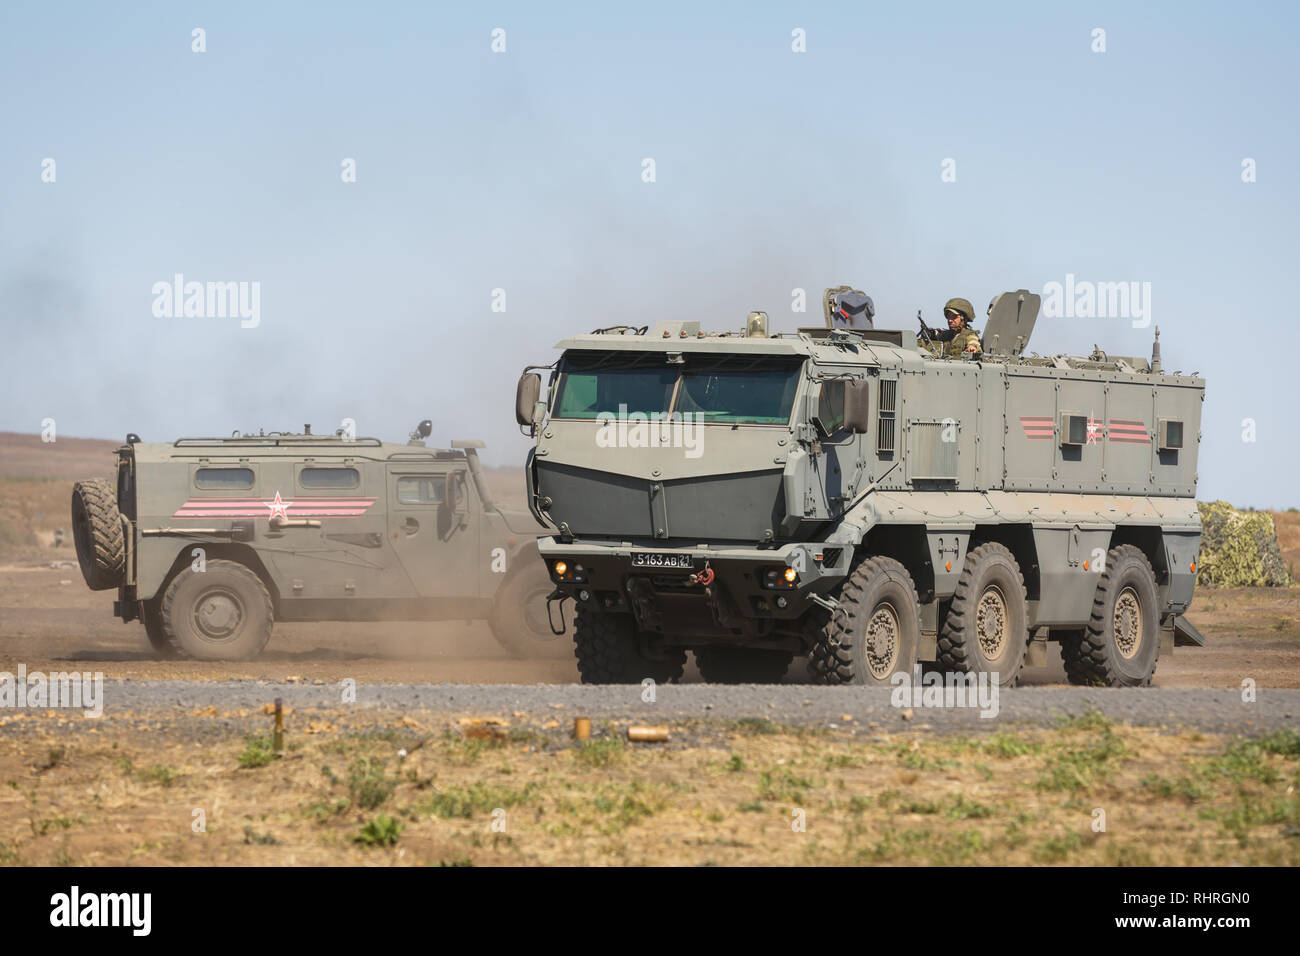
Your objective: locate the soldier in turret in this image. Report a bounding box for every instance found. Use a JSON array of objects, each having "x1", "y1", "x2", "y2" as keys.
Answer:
[{"x1": 927, "y1": 297, "x2": 982, "y2": 357}]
